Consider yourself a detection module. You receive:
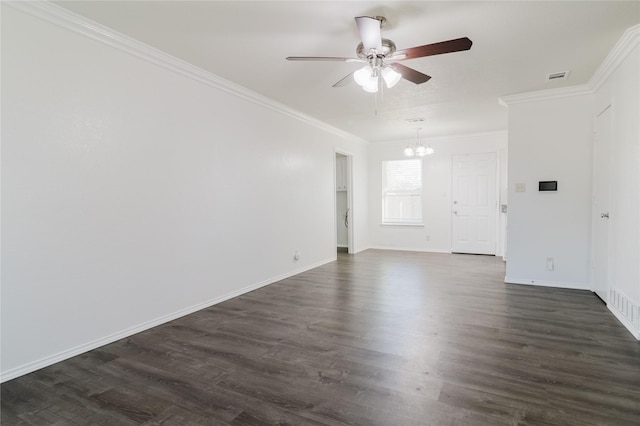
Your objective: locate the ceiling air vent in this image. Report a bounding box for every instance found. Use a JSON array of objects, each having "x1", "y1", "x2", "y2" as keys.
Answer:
[
  {"x1": 405, "y1": 118, "x2": 425, "y2": 123},
  {"x1": 547, "y1": 71, "x2": 570, "y2": 82}
]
